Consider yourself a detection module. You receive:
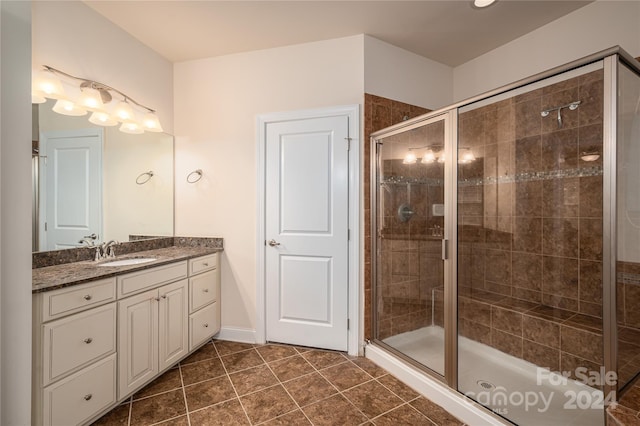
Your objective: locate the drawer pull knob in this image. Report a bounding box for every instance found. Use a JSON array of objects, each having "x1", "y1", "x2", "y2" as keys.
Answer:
[
  {"x1": 204, "y1": 323, "x2": 209, "y2": 328},
  {"x1": 84, "y1": 295, "x2": 92, "y2": 301},
  {"x1": 203, "y1": 289, "x2": 209, "y2": 293},
  {"x1": 154, "y1": 297, "x2": 160, "y2": 302},
  {"x1": 84, "y1": 394, "x2": 93, "y2": 401},
  {"x1": 161, "y1": 295, "x2": 167, "y2": 299},
  {"x1": 84, "y1": 338, "x2": 93, "y2": 344},
  {"x1": 203, "y1": 262, "x2": 209, "y2": 267}
]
